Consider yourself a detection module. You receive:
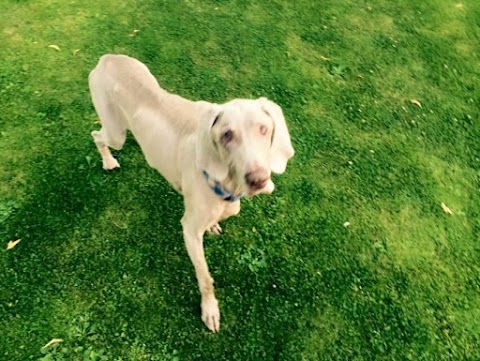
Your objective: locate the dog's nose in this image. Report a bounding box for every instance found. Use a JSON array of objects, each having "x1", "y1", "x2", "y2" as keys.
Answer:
[{"x1": 245, "y1": 171, "x2": 268, "y2": 191}]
